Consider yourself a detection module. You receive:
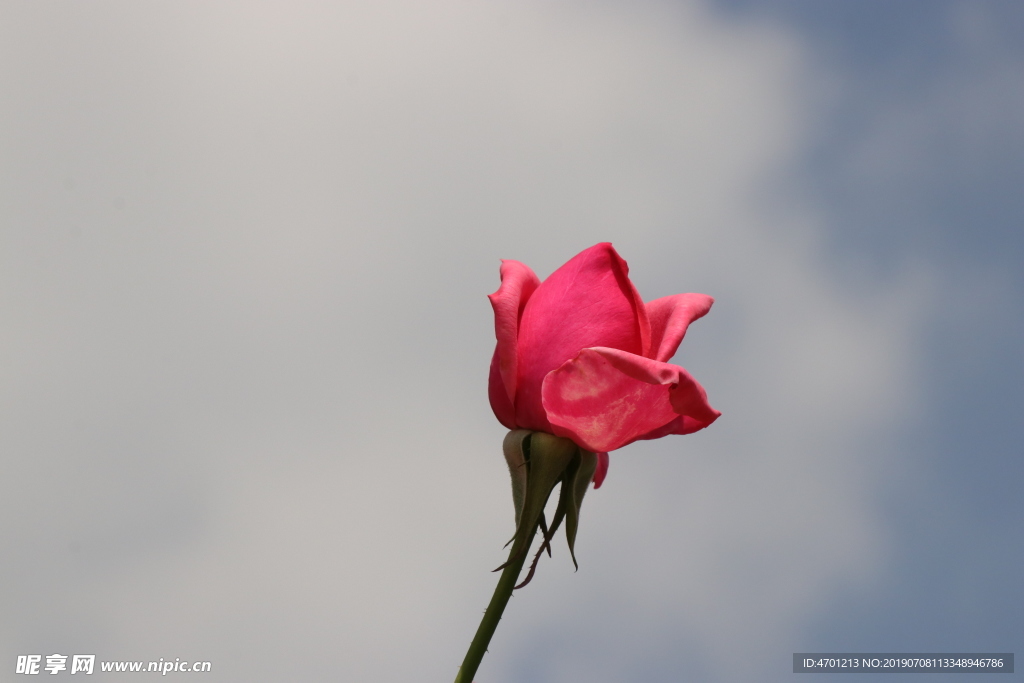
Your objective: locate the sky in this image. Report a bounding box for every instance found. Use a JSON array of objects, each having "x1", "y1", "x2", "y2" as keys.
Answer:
[{"x1": 1, "y1": 1, "x2": 1021, "y2": 682}]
